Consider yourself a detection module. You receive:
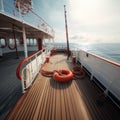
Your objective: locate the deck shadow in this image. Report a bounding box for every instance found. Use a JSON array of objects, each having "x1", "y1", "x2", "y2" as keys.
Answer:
[
  {"x1": 50, "y1": 77, "x2": 72, "y2": 90},
  {"x1": 74, "y1": 77, "x2": 120, "y2": 120}
]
